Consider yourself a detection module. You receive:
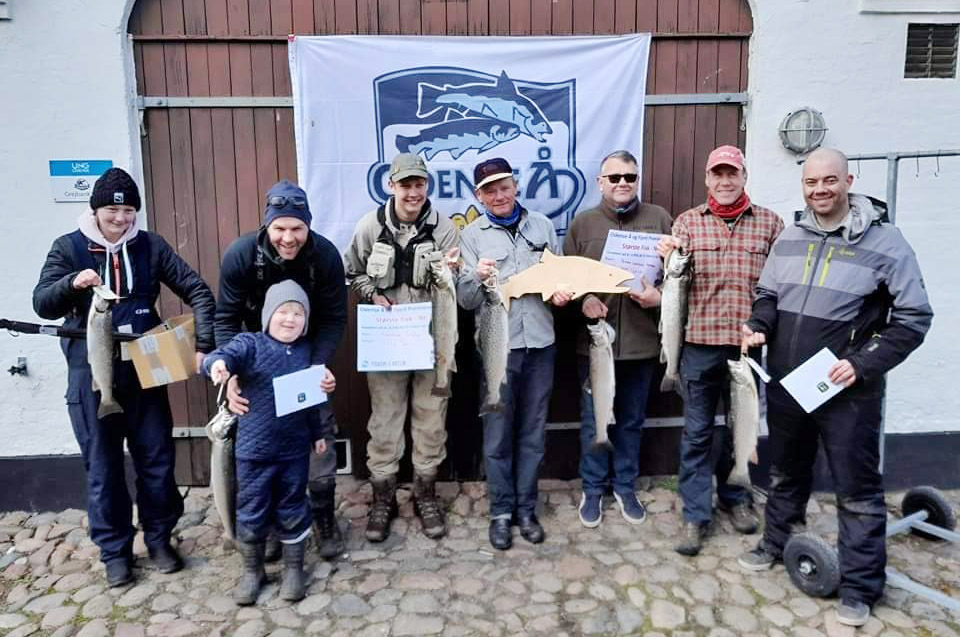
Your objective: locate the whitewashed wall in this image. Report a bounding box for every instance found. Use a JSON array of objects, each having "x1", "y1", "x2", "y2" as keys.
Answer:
[
  {"x1": 745, "y1": 0, "x2": 960, "y2": 433},
  {"x1": 0, "y1": 0, "x2": 956, "y2": 457},
  {"x1": 0, "y1": 0, "x2": 138, "y2": 455}
]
